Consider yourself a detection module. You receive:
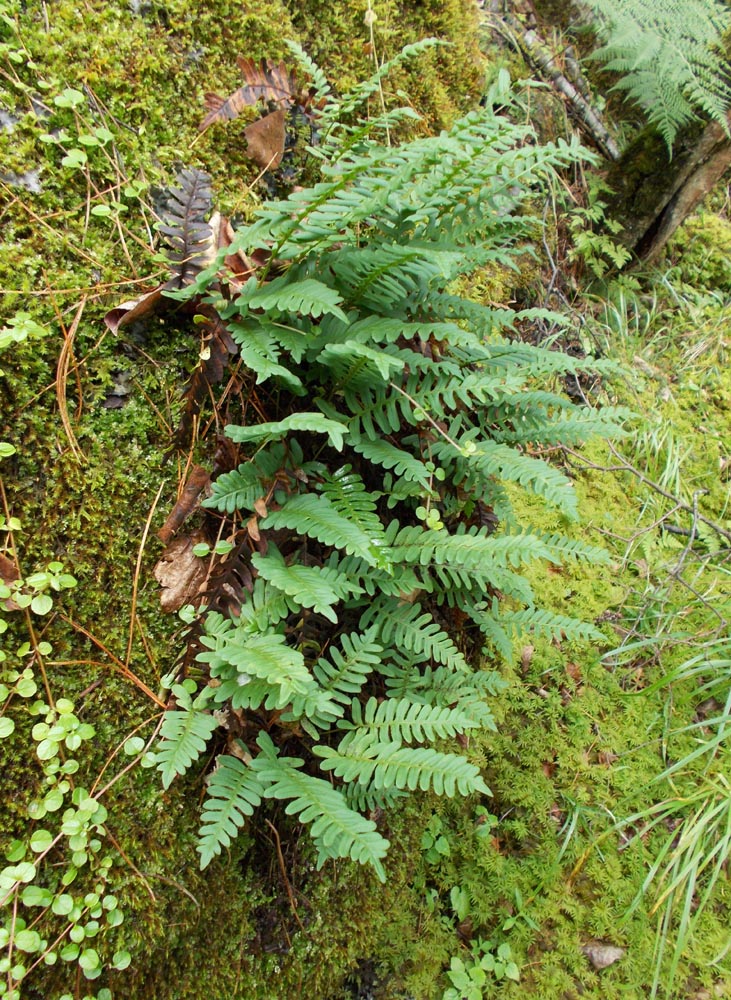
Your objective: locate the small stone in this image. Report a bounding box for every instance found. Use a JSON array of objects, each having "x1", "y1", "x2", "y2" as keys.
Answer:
[{"x1": 581, "y1": 942, "x2": 625, "y2": 970}]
